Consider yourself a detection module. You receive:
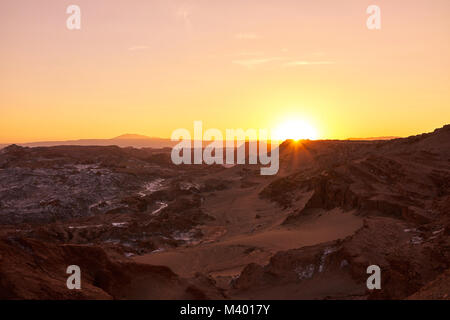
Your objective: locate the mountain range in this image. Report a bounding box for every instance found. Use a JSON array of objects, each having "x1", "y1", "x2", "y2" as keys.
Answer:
[{"x1": 0, "y1": 134, "x2": 401, "y2": 150}]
